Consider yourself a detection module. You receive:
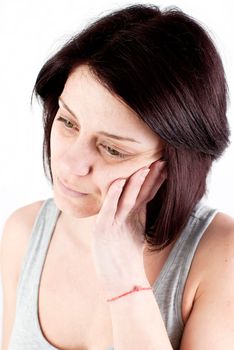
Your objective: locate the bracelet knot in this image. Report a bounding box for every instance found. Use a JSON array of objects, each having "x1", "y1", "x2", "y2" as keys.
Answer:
[{"x1": 106, "y1": 285, "x2": 152, "y2": 302}]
